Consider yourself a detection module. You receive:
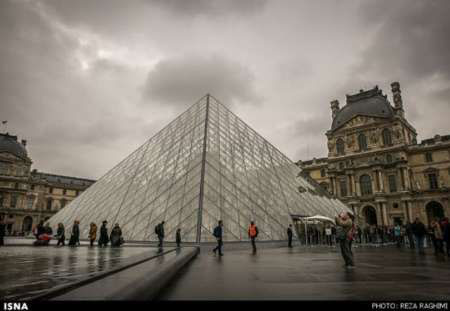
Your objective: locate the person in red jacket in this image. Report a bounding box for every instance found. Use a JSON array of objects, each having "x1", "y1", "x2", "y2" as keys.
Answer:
[{"x1": 248, "y1": 221, "x2": 259, "y2": 254}]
